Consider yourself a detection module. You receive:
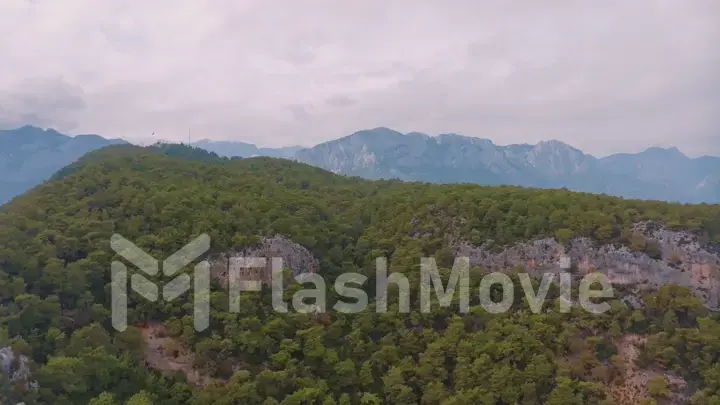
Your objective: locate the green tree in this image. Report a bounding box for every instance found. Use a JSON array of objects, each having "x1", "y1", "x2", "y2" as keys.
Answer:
[
  {"x1": 88, "y1": 392, "x2": 118, "y2": 405},
  {"x1": 555, "y1": 229, "x2": 575, "y2": 244},
  {"x1": 548, "y1": 377, "x2": 579, "y2": 405},
  {"x1": 126, "y1": 391, "x2": 154, "y2": 405},
  {"x1": 648, "y1": 376, "x2": 670, "y2": 398},
  {"x1": 339, "y1": 394, "x2": 351, "y2": 405},
  {"x1": 629, "y1": 232, "x2": 647, "y2": 252}
]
